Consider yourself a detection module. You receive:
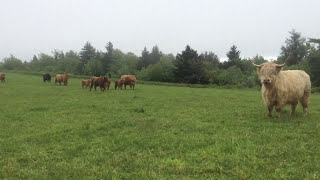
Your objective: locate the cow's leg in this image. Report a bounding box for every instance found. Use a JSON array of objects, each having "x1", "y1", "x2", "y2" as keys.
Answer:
[
  {"x1": 300, "y1": 91, "x2": 310, "y2": 116},
  {"x1": 275, "y1": 107, "x2": 282, "y2": 119},
  {"x1": 290, "y1": 103, "x2": 298, "y2": 116},
  {"x1": 267, "y1": 105, "x2": 273, "y2": 118}
]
